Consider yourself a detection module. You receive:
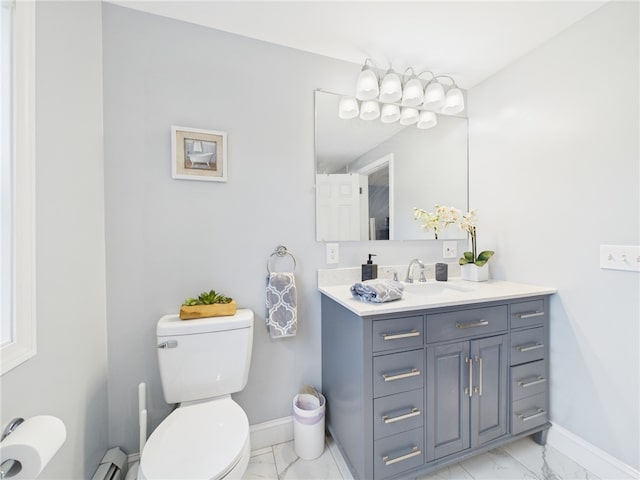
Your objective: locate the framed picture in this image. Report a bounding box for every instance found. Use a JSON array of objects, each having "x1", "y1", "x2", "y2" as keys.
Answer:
[{"x1": 171, "y1": 126, "x2": 227, "y2": 182}]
